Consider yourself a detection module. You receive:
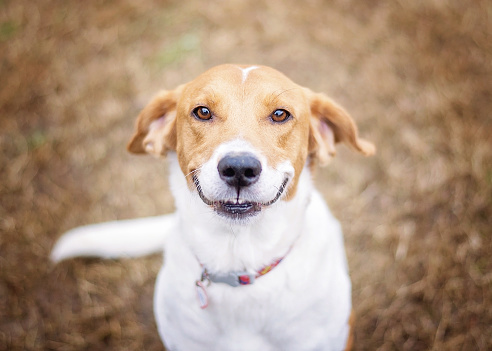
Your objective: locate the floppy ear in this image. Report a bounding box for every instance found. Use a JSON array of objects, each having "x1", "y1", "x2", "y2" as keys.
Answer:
[
  {"x1": 308, "y1": 91, "x2": 375, "y2": 165},
  {"x1": 127, "y1": 88, "x2": 182, "y2": 157}
]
